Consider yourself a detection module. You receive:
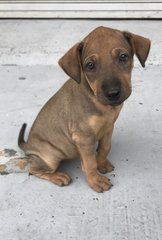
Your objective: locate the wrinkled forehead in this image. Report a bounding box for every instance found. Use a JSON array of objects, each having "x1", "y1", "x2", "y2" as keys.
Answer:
[{"x1": 82, "y1": 27, "x2": 131, "y2": 58}]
